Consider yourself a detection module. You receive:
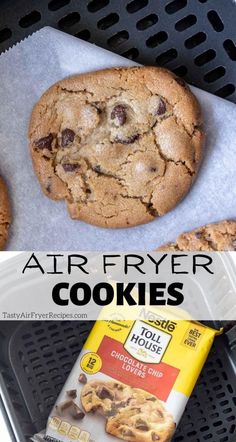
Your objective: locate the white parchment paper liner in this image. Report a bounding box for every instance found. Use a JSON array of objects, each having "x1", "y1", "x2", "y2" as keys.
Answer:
[{"x1": 0, "y1": 27, "x2": 236, "y2": 251}]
